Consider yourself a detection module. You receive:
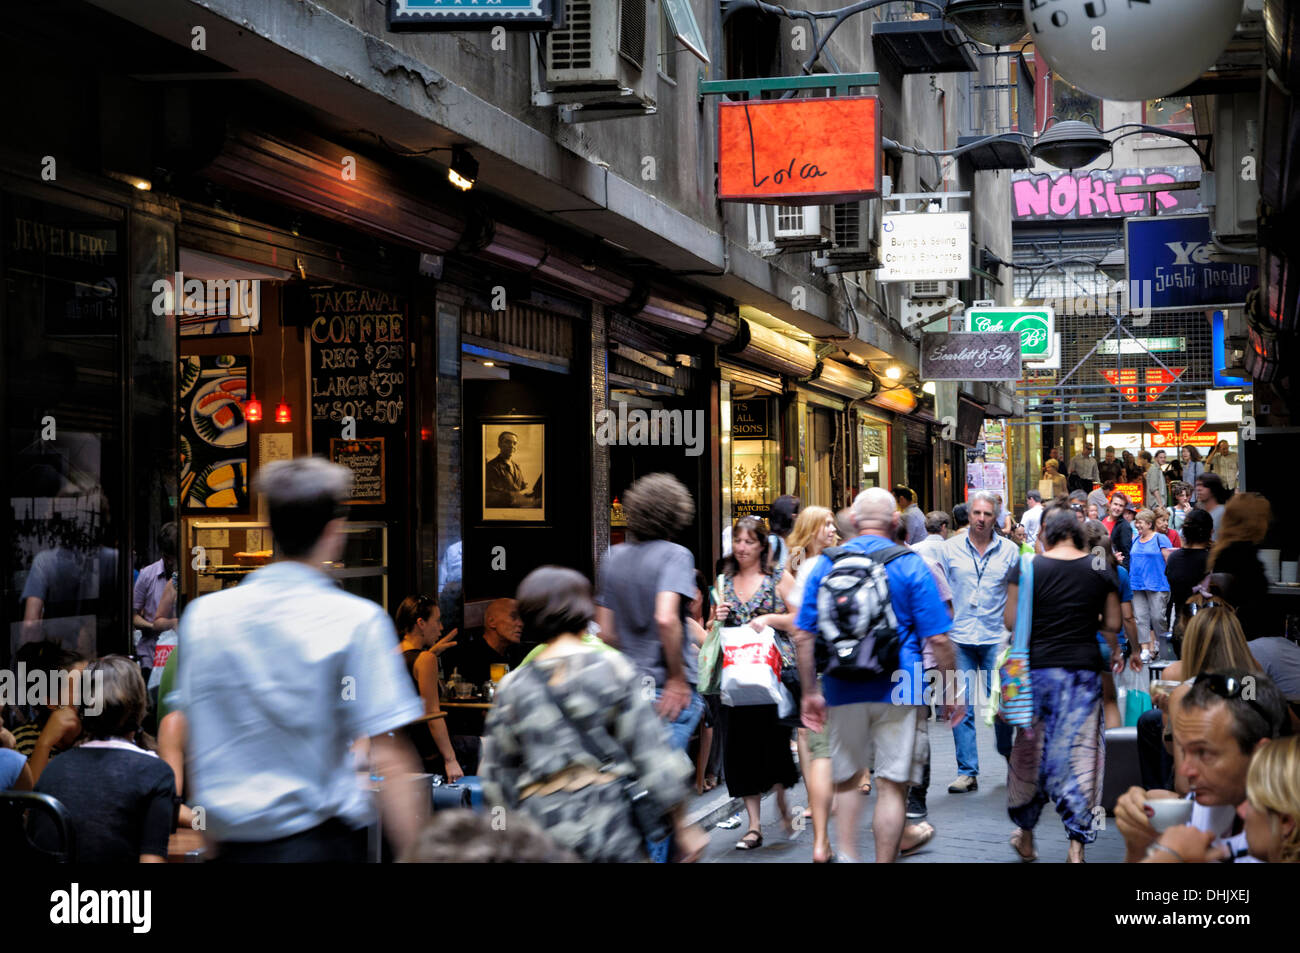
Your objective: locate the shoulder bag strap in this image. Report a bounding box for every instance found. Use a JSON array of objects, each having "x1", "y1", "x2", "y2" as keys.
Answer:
[
  {"x1": 1013, "y1": 552, "x2": 1035, "y2": 653},
  {"x1": 532, "y1": 660, "x2": 624, "y2": 772},
  {"x1": 871, "y1": 544, "x2": 913, "y2": 565}
]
